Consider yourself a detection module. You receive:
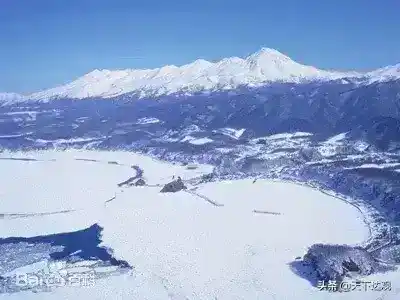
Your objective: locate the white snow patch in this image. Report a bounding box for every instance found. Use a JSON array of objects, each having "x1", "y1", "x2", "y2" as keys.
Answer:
[
  {"x1": 181, "y1": 136, "x2": 213, "y2": 145},
  {"x1": 316, "y1": 132, "x2": 350, "y2": 156},
  {"x1": 344, "y1": 162, "x2": 400, "y2": 170},
  {"x1": 181, "y1": 125, "x2": 203, "y2": 135},
  {"x1": 135, "y1": 117, "x2": 161, "y2": 125},
  {"x1": 364, "y1": 63, "x2": 400, "y2": 84},
  {"x1": 26, "y1": 137, "x2": 104, "y2": 147},
  {"x1": 215, "y1": 147, "x2": 234, "y2": 154},
  {"x1": 0, "y1": 111, "x2": 39, "y2": 120},
  {"x1": 0, "y1": 133, "x2": 33, "y2": 139},
  {"x1": 354, "y1": 140, "x2": 371, "y2": 152},
  {"x1": 180, "y1": 135, "x2": 195, "y2": 142},
  {"x1": 189, "y1": 137, "x2": 213, "y2": 145},
  {"x1": 317, "y1": 144, "x2": 338, "y2": 157},
  {"x1": 325, "y1": 132, "x2": 348, "y2": 143},
  {"x1": 264, "y1": 132, "x2": 313, "y2": 140},
  {"x1": 214, "y1": 128, "x2": 246, "y2": 140}
]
